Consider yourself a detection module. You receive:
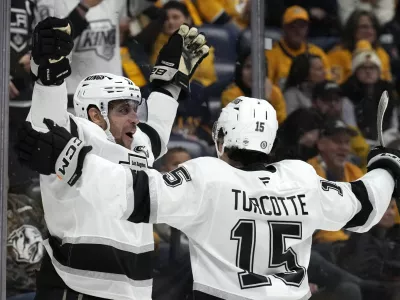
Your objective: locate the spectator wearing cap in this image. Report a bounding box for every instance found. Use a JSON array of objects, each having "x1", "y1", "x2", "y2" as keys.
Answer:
[
  {"x1": 283, "y1": 53, "x2": 326, "y2": 115},
  {"x1": 312, "y1": 80, "x2": 370, "y2": 171},
  {"x1": 340, "y1": 44, "x2": 397, "y2": 141},
  {"x1": 221, "y1": 50, "x2": 287, "y2": 124},
  {"x1": 328, "y1": 10, "x2": 392, "y2": 84},
  {"x1": 308, "y1": 118, "x2": 364, "y2": 243},
  {"x1": 149, "y1": 1, "x2": 217, "y2": 87},
  {"x1": 265, "y1": 5, "x2": 331, "y2": 89}
]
